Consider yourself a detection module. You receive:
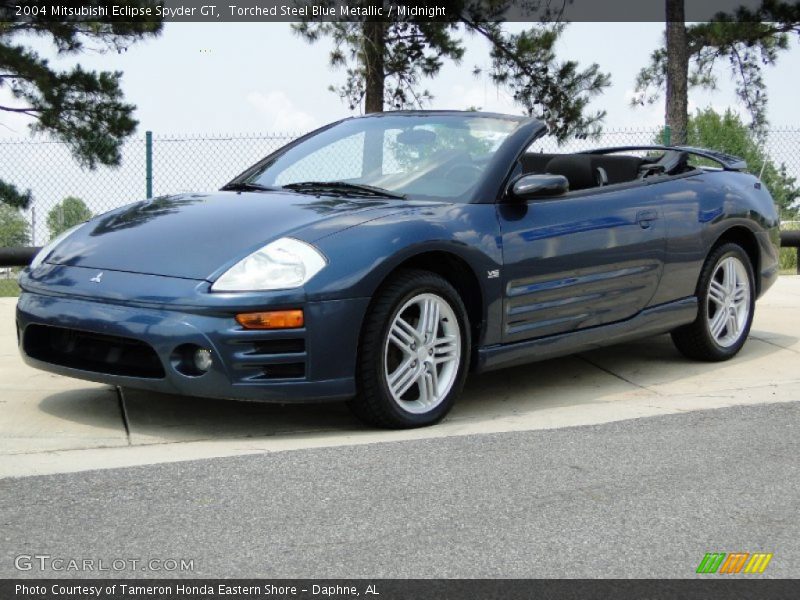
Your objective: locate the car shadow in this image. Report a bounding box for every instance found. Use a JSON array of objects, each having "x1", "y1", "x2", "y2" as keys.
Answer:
[
  {"x1": 34, "y1": 330, "x2": 796, "y2": 446},
  {"x1": 37, "y1": 387, "x2": 124, "y2": 432}
]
